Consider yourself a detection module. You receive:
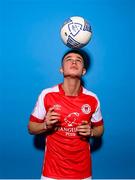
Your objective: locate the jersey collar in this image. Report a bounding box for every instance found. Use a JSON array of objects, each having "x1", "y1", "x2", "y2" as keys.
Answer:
[{"x1": 58, "y1": 83, "x2": 83, "y2": 97}]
